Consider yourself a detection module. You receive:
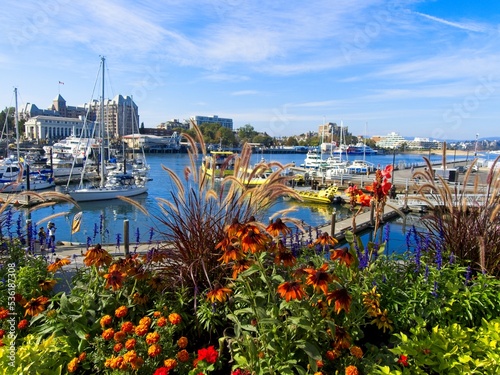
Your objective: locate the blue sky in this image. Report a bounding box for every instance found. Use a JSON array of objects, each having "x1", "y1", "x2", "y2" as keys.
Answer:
[{"x1": 1, "y1": 1, "x2": 500, "y2": 140}]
